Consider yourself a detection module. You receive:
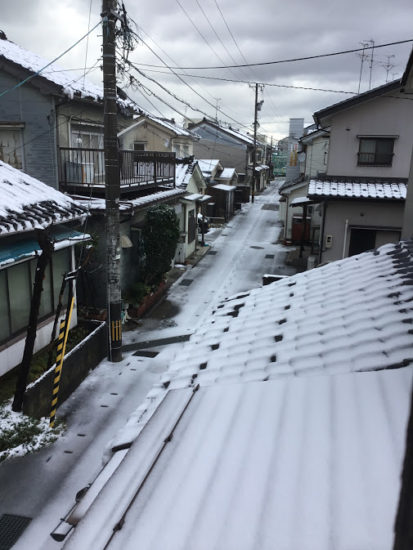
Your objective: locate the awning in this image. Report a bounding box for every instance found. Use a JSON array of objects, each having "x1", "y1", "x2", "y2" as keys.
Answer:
[
  {"x1": 289, "y1": 197, "x2": 315, "y2": 207},
  {"x1": 182, "y1": 194, "x2": 212, "y2": 203},
  {"x1": 0, "y1": 226, "x2": 90, "y2": 268},
  {"x1": 213, "y1": 184, "x2": 236, "y2": 192}
]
